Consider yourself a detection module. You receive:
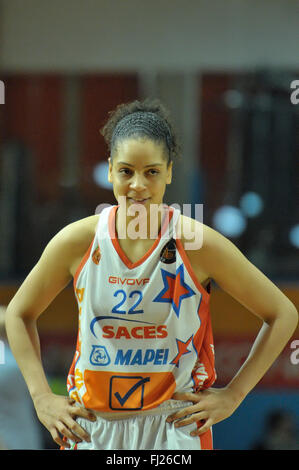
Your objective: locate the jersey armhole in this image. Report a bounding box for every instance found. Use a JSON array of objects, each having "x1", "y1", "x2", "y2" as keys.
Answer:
[
  {"x1": 175, "y1": 237, "x2": 211, "y2": 305},
  {"x1": 73, "y1": 214, "x2": 101, "y2": 289},
  {"x1": 73, "y1": 236, "x2": 95, "y2": 290}
]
